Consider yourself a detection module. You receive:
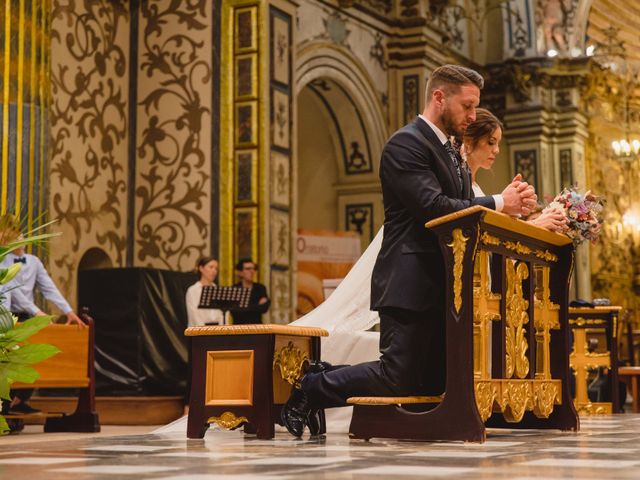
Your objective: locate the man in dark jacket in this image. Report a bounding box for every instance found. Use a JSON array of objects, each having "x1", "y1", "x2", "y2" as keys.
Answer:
[
  {"x1": 282, "y1": 65, "x2": 537, "y2": 436},
  {"x1": 230, "y1": 258, "x2": 270, "y2": 324}
]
